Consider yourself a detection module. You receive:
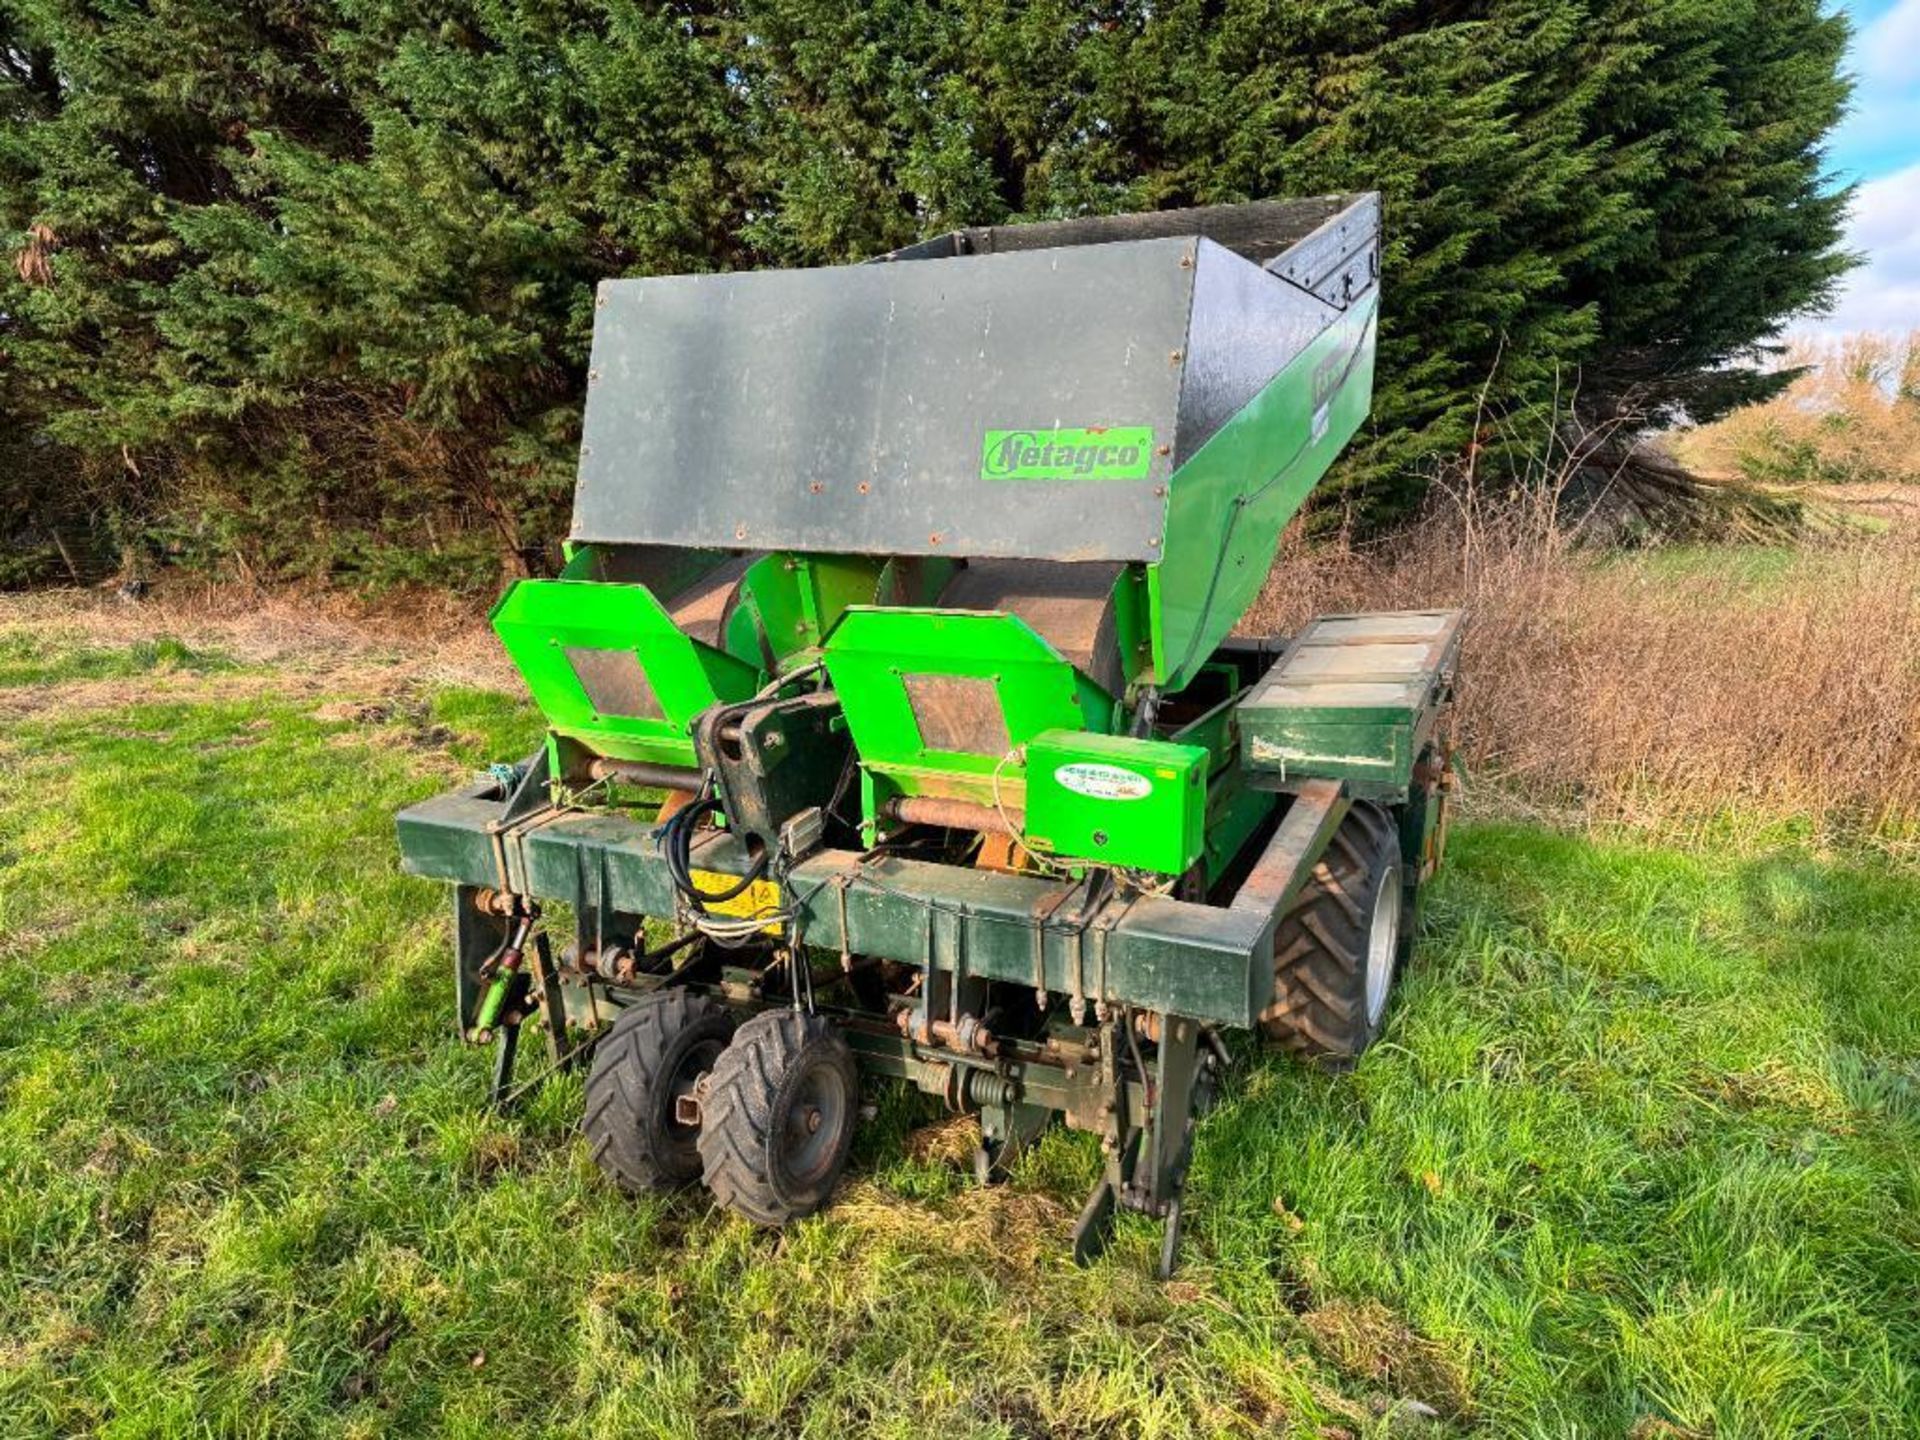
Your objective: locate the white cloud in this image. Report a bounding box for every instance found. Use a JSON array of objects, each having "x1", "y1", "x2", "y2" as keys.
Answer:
[
  {"x1": 1809, "y1": 161, "x2": 1920, "y2": 337},
  {"x1": 1832, "y1": 1, "x2": 1920, "y2": 176},
  {"x1": 1835, "y1": 4, "x2": 1920, "y2": 181},
  {"x1": 1858, "y1": 0, "x2": 1920, "y2": 80},
  {"x1": 1784, "y1": 4, "x2": 1920, "y2": 337}
]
